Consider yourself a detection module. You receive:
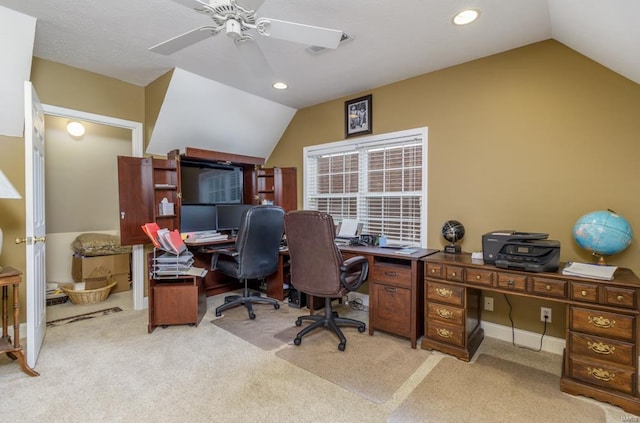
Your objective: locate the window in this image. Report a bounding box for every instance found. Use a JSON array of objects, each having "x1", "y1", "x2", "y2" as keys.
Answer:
[{"x1": 304, "y1": 128, "x2": 427, "y2": 246}]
